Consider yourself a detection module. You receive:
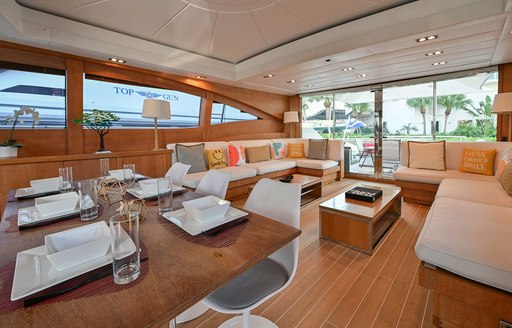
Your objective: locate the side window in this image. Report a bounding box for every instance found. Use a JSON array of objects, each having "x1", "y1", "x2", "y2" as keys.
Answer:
[
  {"x1": 0, "y1": 64, "x2": 66, "y2": 128},
  {"x1": 83, "y1": 77, "x2": 202, "y2": 127},
  {"x1": 211, "y1": 101, "x2": 259, "y2": 124}
]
